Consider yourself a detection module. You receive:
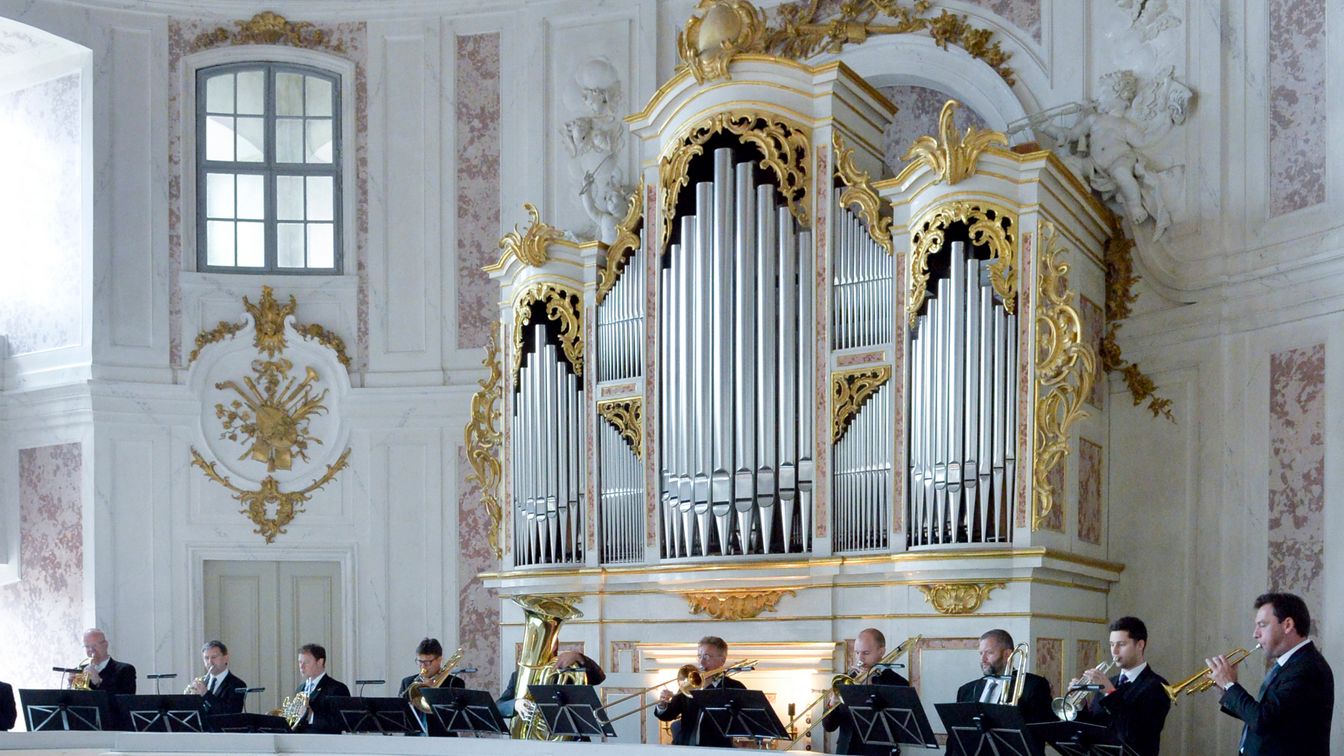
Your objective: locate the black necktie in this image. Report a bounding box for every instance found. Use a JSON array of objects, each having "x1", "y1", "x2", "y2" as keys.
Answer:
[{"x1": 209, "y1": 677, "x2": 217, "y2": 695}]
